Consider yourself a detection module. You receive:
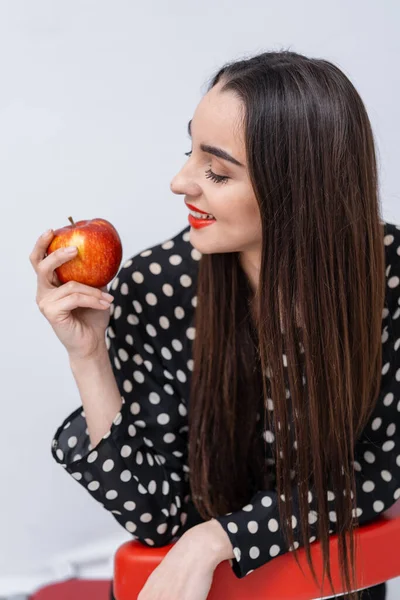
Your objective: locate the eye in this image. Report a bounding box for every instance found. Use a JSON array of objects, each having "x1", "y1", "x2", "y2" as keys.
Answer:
[{"x1": 184, "y1": 150, "x2": 229, "y2": 185}]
